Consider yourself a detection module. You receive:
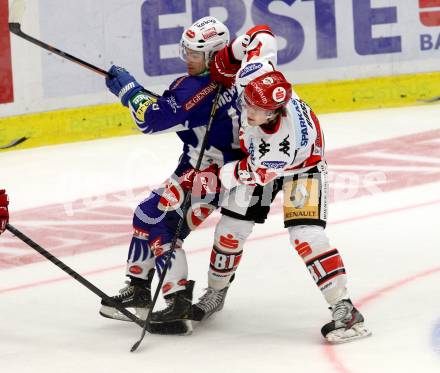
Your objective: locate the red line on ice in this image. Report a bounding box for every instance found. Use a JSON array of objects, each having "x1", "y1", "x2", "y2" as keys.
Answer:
[
  {"x1": 1, "y1": 198, "x2": 439, "y2": 295},
  {"x1": 1, "y1": 128, "x2": 440, "y2": 269}
]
